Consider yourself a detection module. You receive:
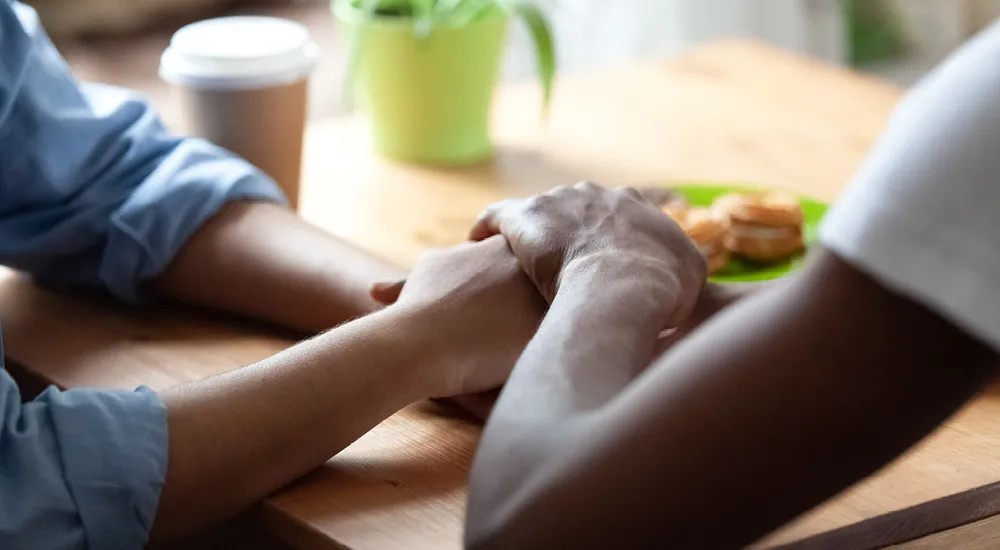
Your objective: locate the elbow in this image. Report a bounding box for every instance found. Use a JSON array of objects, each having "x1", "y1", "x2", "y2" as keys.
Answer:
[
  {"x1": 464, "y1": 530, "x2": 498, "y2": 550},
  {"x1": 463, "y1": 484, "x2": 527, "y2": 550},
  {"x1": 466, "y1": 504, "x2": 573, "y2": 550},
  {"x1": 466, "y1": 429, "x2": 585, "y2": 548},
  {"x1": 464, "y1": 513, "x2": 520, "y2": 550},
  {"x1": 464, "y1": 490, "x2": 553, "y2": 550},
  {"x1": 464, "y1": 494, "x2": 508, "y2": 550}
]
